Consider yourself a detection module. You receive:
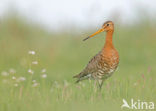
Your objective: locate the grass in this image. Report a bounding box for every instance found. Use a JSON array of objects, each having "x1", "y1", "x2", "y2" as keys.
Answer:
[{"x1": 0, "y1": 17, "x2": 156, "y2": 111}]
